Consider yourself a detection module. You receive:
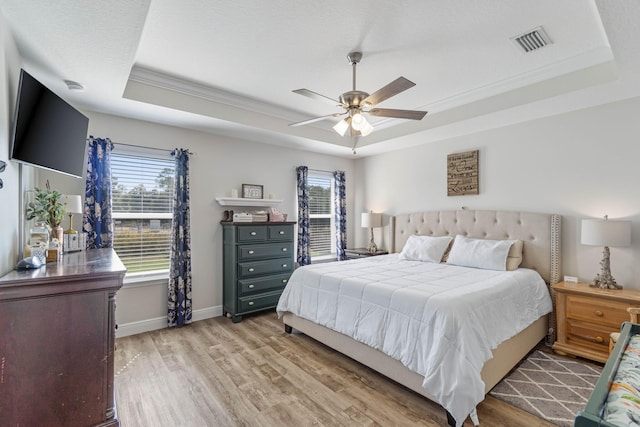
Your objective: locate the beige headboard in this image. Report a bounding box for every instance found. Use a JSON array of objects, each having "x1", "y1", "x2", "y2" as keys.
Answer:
[{"x1": 389, "y1": 210, "x2": 561, "y2": 285}]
